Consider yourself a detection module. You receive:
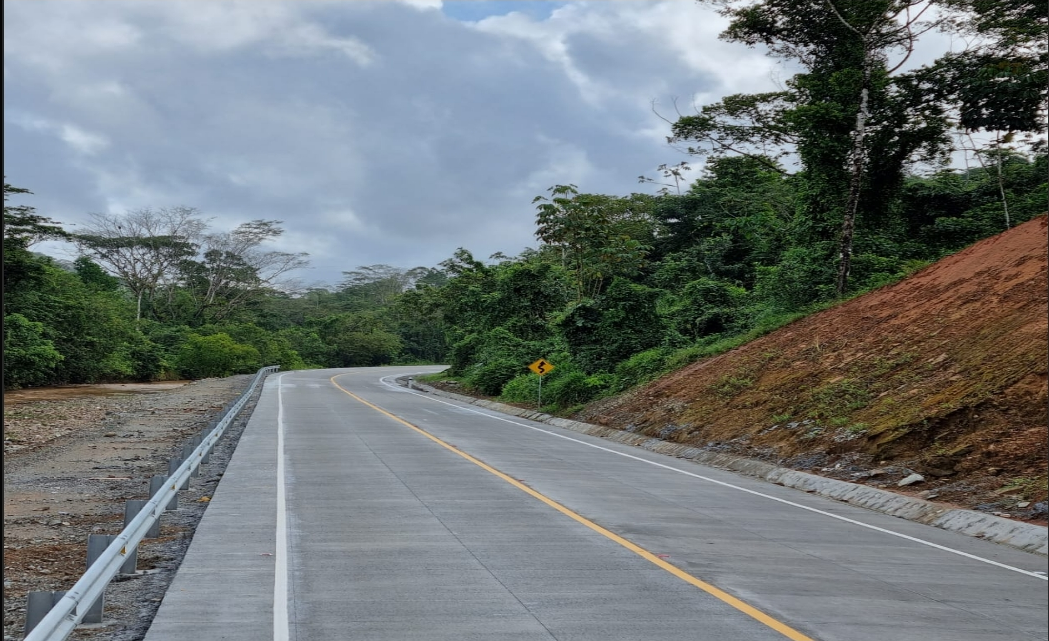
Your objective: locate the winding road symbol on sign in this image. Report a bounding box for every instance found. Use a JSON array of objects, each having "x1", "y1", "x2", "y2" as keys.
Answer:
[{"x1": 529, "y1": 358, "x2": 555, "y2": 376}]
